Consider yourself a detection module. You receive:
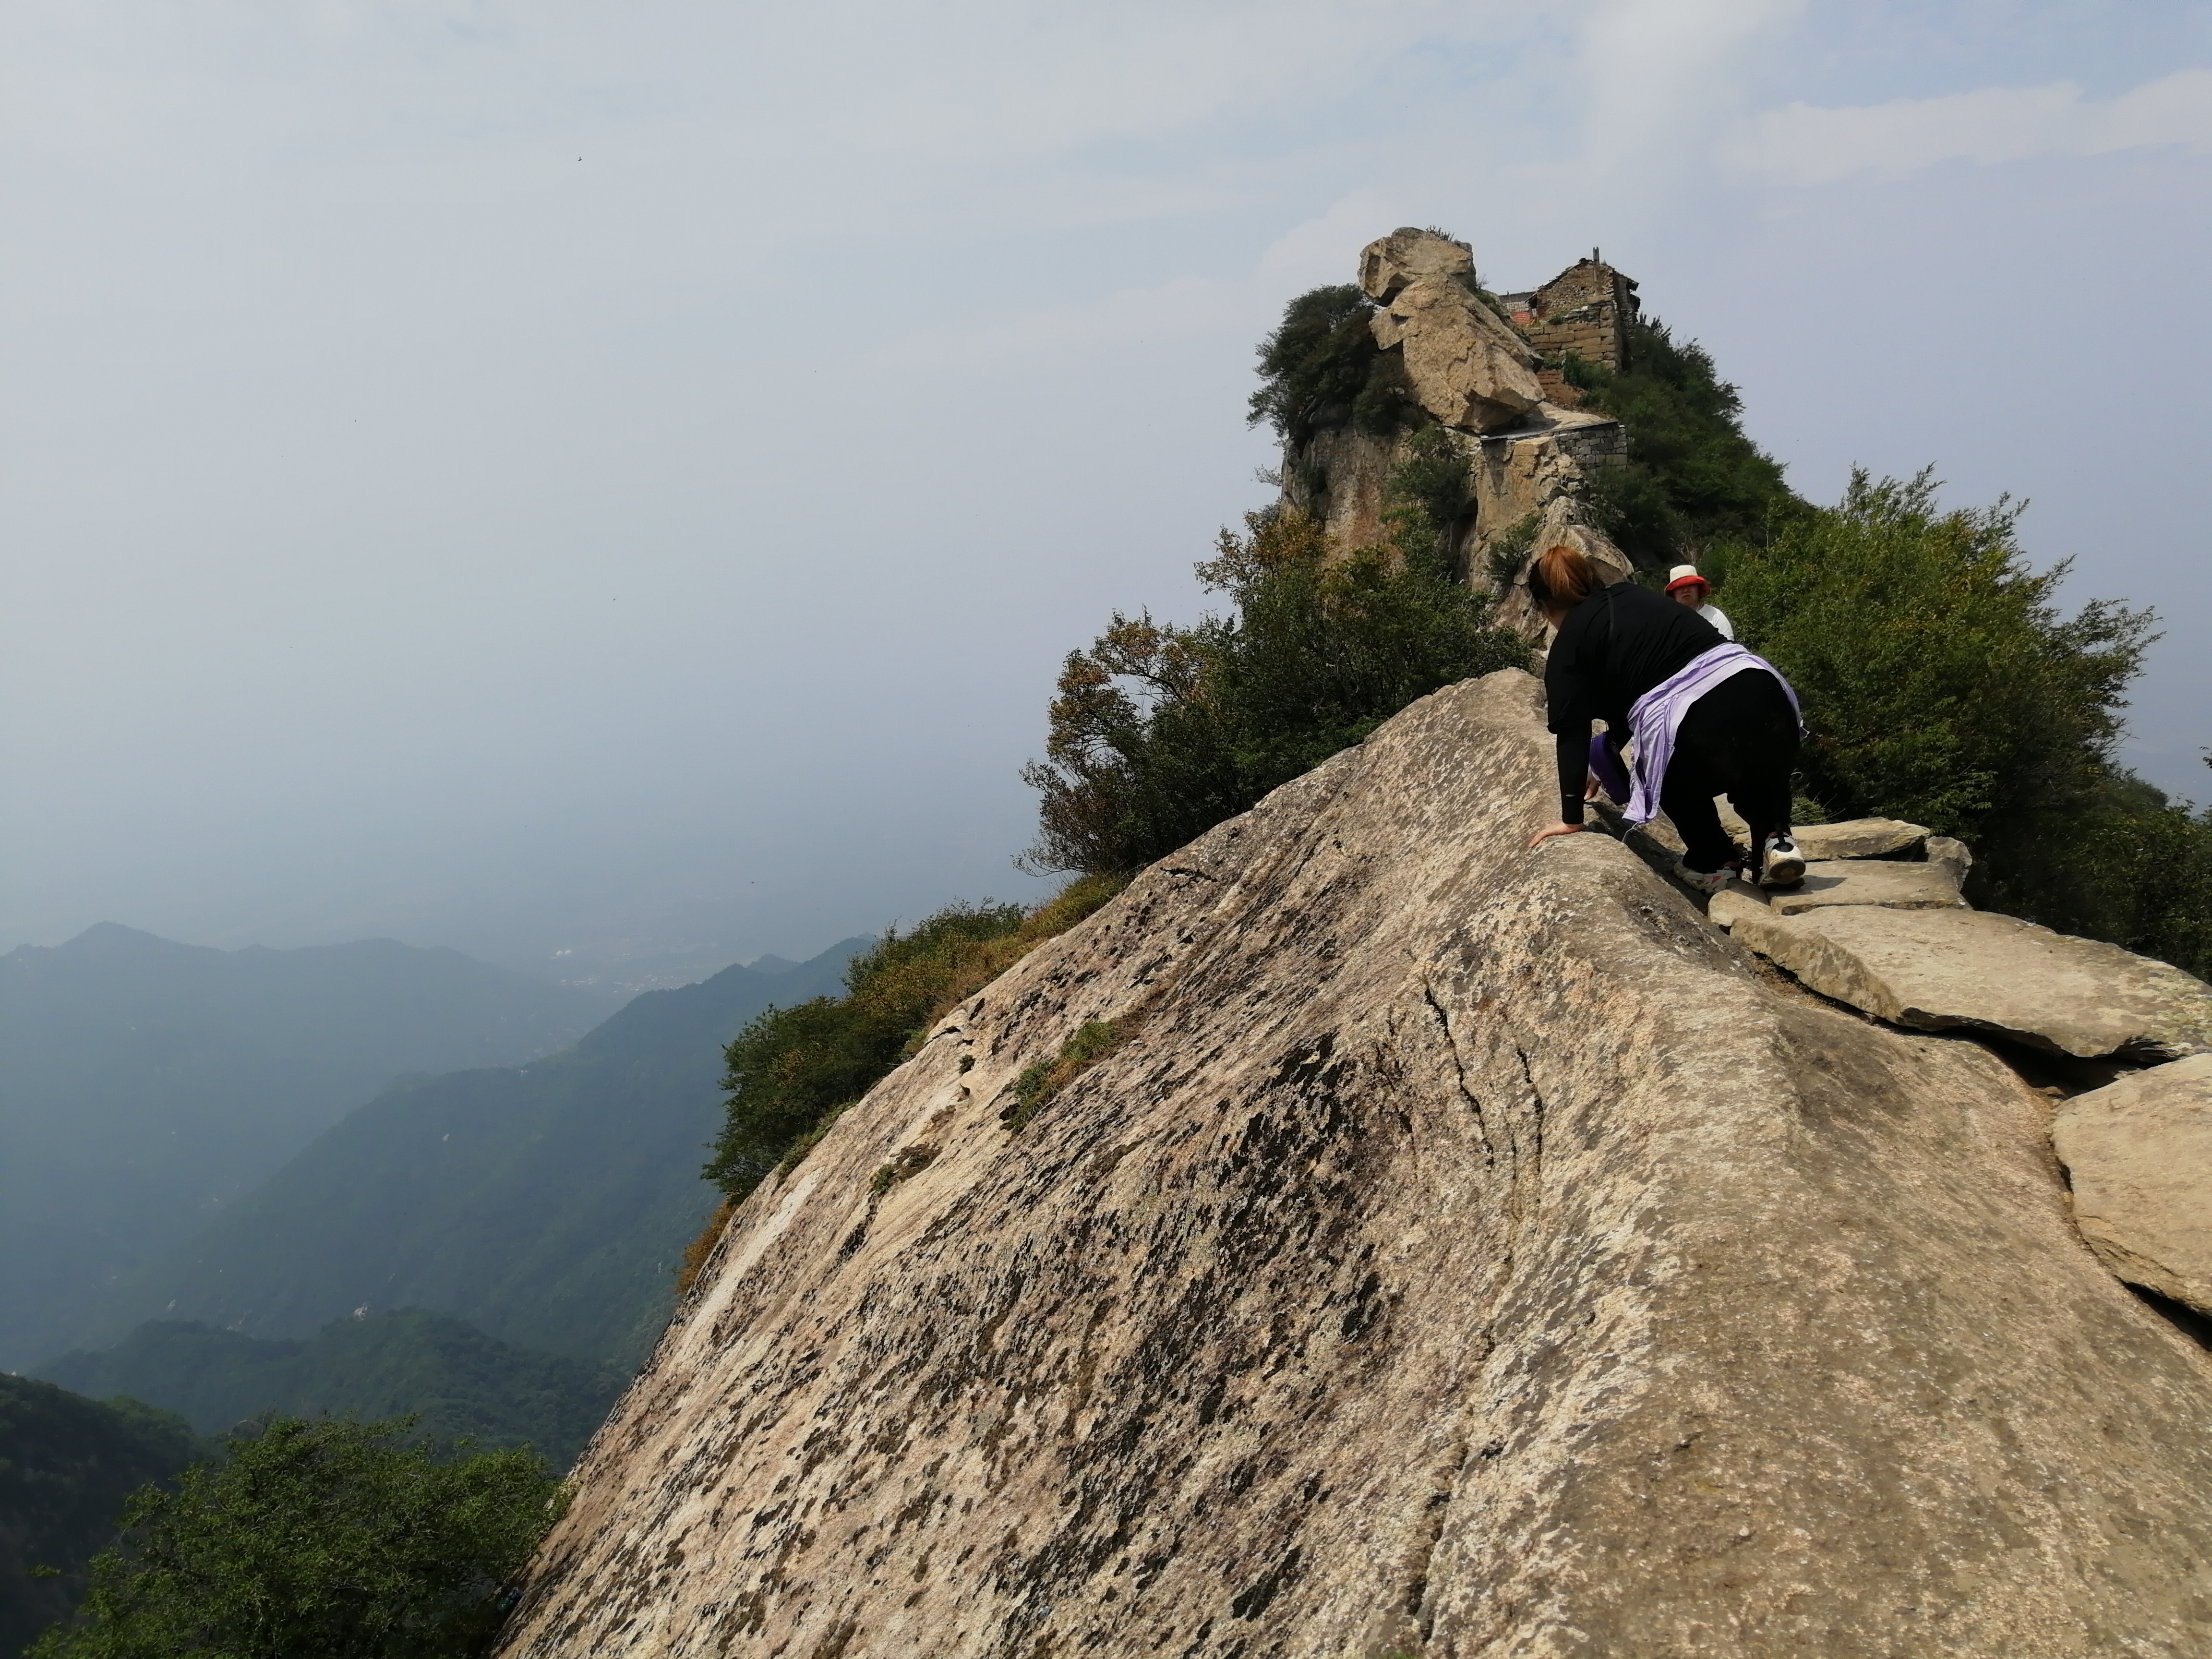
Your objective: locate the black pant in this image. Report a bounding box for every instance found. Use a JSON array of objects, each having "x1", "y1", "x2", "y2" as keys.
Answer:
[{"x1": 1661, "y1": 669, "x2": 1799, "y2": 874}]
